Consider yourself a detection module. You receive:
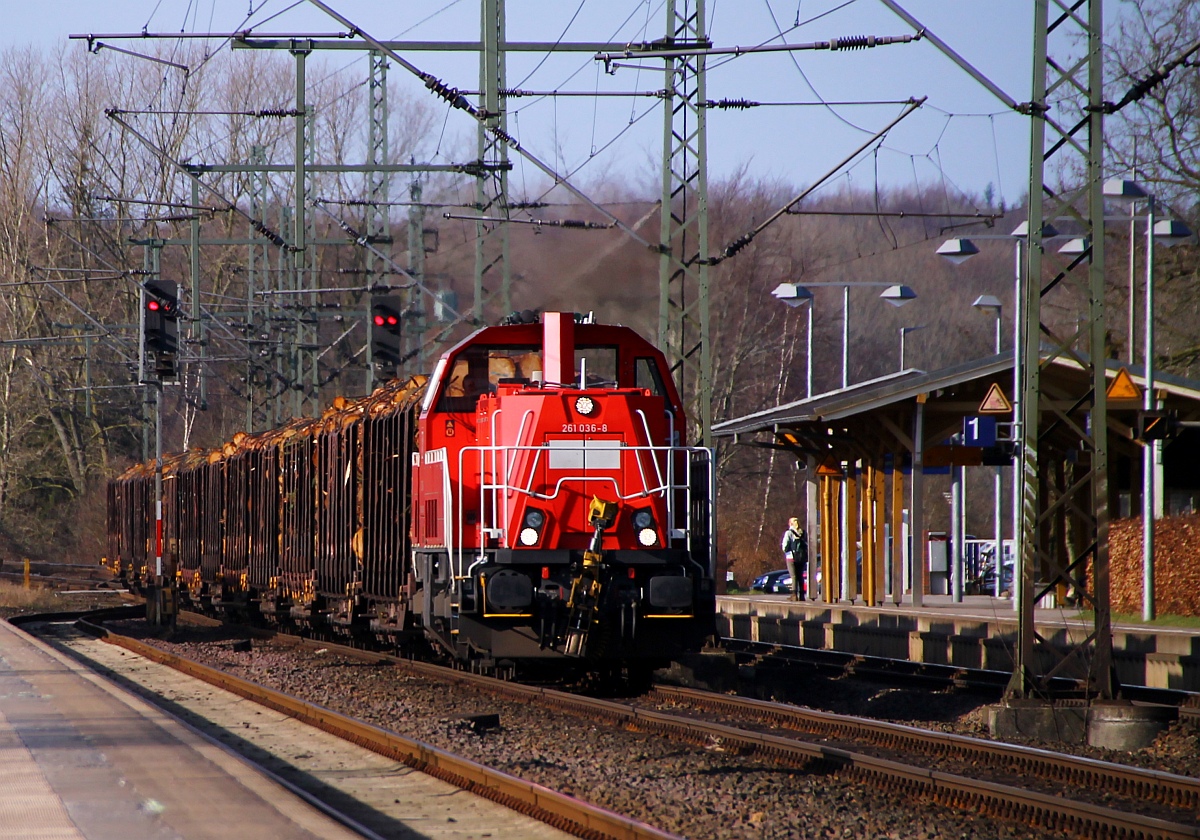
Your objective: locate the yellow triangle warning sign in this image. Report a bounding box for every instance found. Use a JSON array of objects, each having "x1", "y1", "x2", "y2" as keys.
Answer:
[
  {"x1": 978, "y1": 382, "x2": 1013, "y2": 414},
  {"x1": 816, "y1": 459, "x2": 843, "y2": 477},
  {"x1": 1106, "y1": 367, "x2": 1143, "y2": 401}
]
